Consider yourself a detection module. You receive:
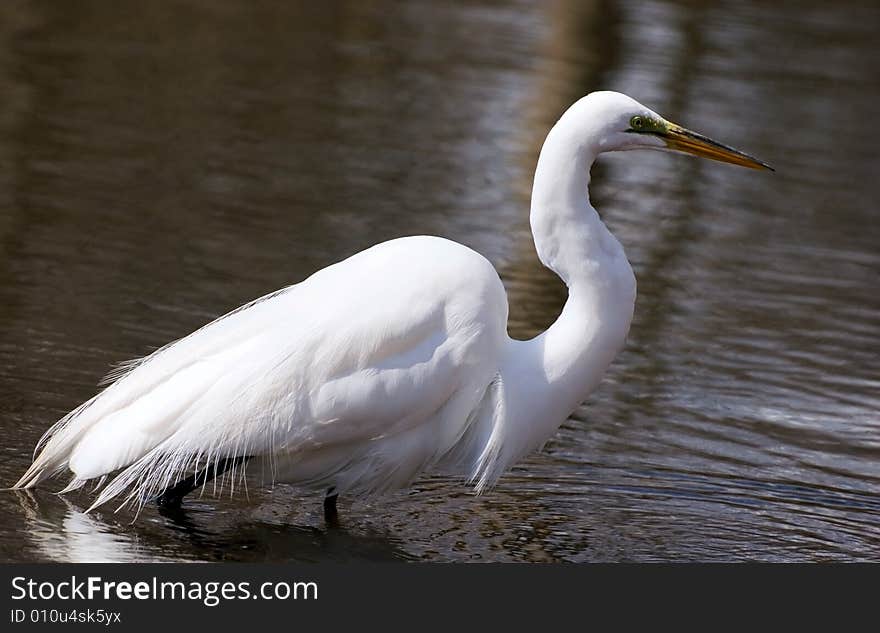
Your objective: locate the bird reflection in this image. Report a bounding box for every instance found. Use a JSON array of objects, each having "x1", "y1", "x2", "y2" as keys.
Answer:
[
  {"x1": 16, "y1": 489, "x2": 160, "y2": 562},
  {"x1": 15, "y1": 490, "x2": 412, "y2": 562}
]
